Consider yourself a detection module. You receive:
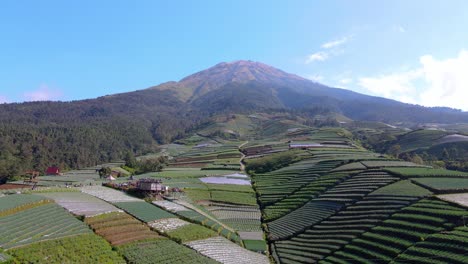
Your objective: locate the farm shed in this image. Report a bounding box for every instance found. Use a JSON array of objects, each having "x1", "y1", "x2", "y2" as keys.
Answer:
[
  {"x1": 137, "y1": 178, "x2": 167, "y2": 193},
  {"x1": 45, "y1": 166, "x2": 61, "y2": 175}
]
